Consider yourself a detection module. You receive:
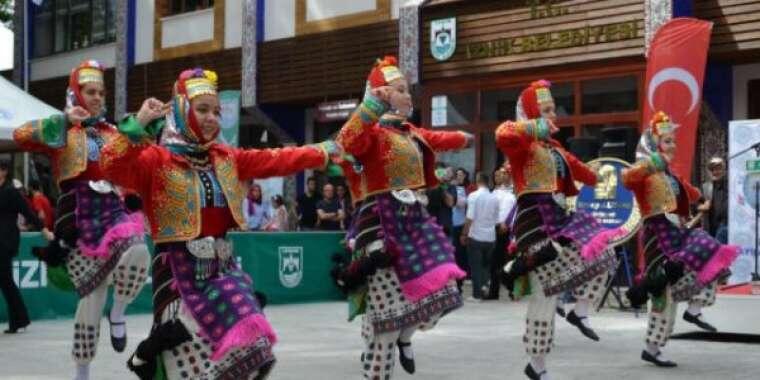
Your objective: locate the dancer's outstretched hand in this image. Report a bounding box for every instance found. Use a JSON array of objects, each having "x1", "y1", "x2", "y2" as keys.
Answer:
[
  {"x1": 66, "y1": 106, "x2": 91, "y2": 125},
  {"x1": 136, "y1": 98, "x2": 170, "y2": 126}
]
